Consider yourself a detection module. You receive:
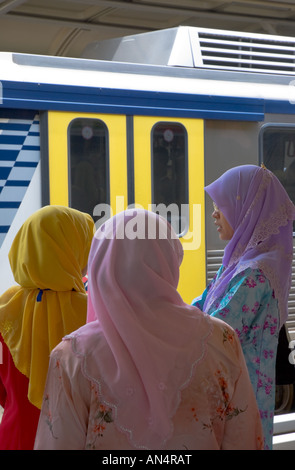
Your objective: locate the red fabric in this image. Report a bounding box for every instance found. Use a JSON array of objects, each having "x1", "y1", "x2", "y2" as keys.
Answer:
[{"x1": 0, "y1": 334, "x2": 40, "y2": 450}]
